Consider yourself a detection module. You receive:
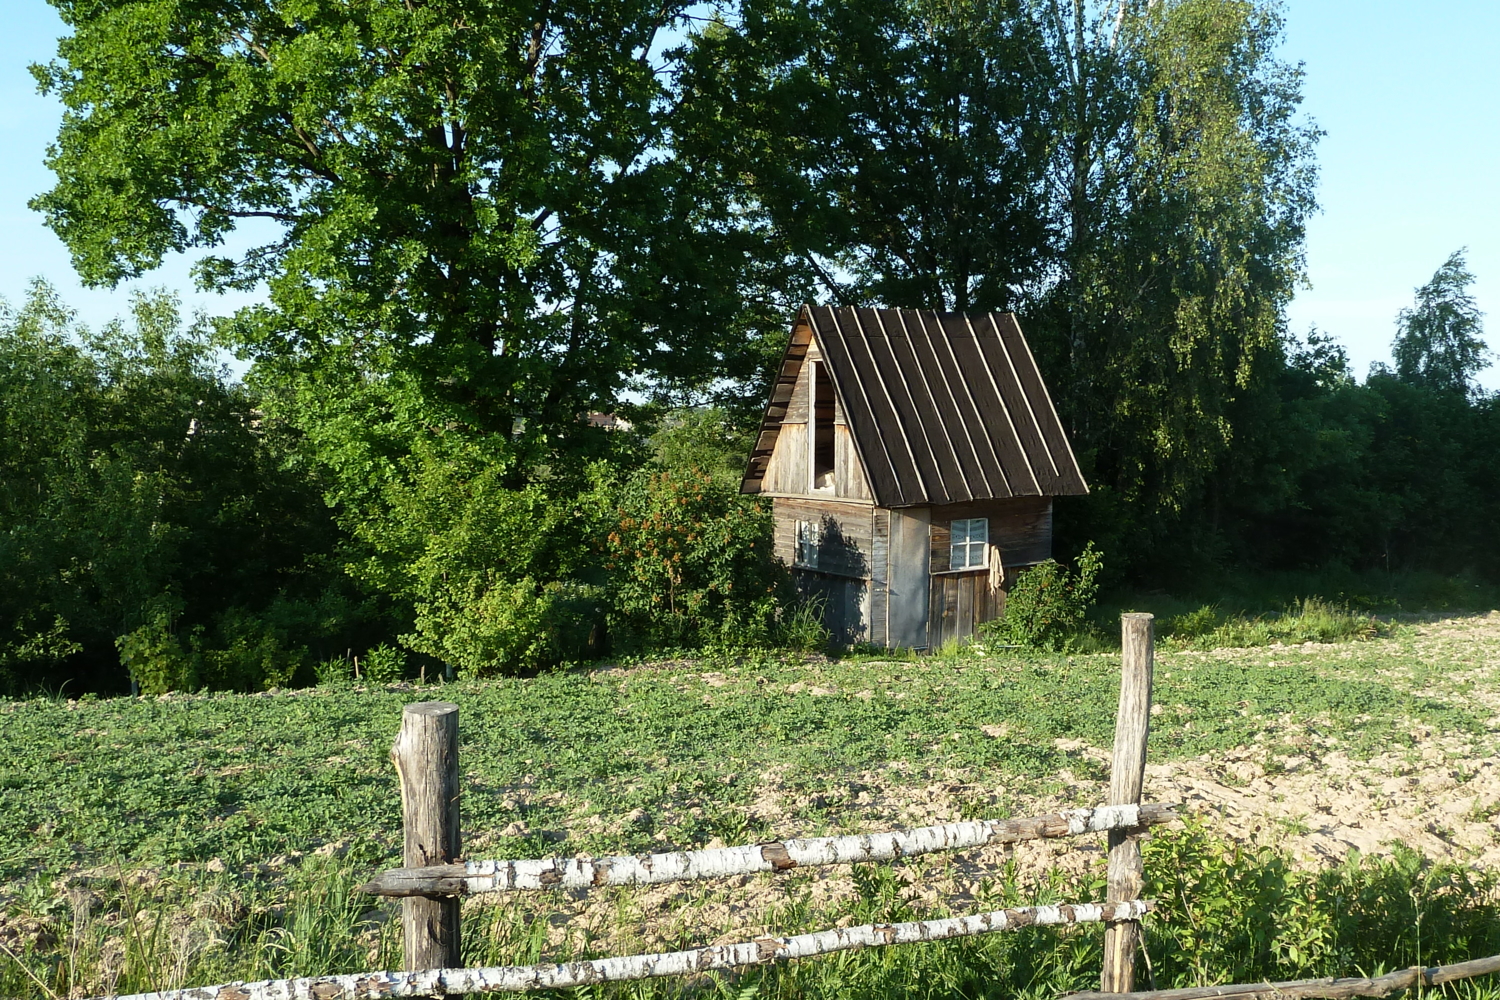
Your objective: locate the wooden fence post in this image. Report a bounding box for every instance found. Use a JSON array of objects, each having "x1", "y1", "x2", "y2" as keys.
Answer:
[
  {"x1": 392, "y1": 702, "x2": 462, "y2": 970},
  {"x1": 1101, "y1": 613, "x2": 1154, "y2": 992}
]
